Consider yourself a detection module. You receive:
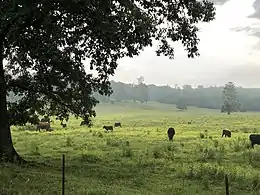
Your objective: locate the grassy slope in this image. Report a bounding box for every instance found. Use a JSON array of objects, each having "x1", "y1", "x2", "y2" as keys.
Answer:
[{"x1": 1, "y1": 101, "x2": 260, "y2": 194}]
